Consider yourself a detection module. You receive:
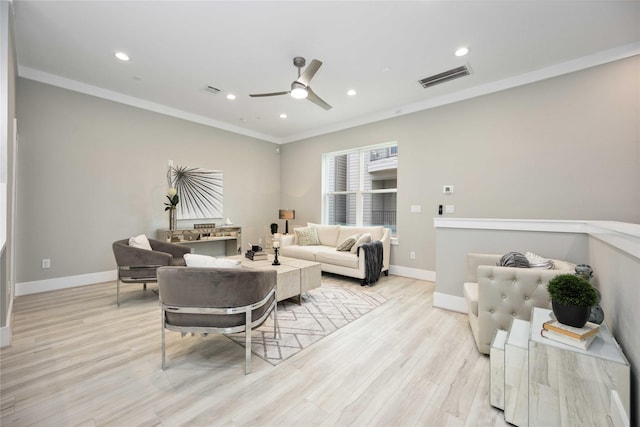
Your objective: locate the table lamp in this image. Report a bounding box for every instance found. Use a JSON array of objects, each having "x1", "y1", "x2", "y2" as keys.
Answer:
[{"x1": 279, "y1": 209, "x2": 295, "y2": 234}]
